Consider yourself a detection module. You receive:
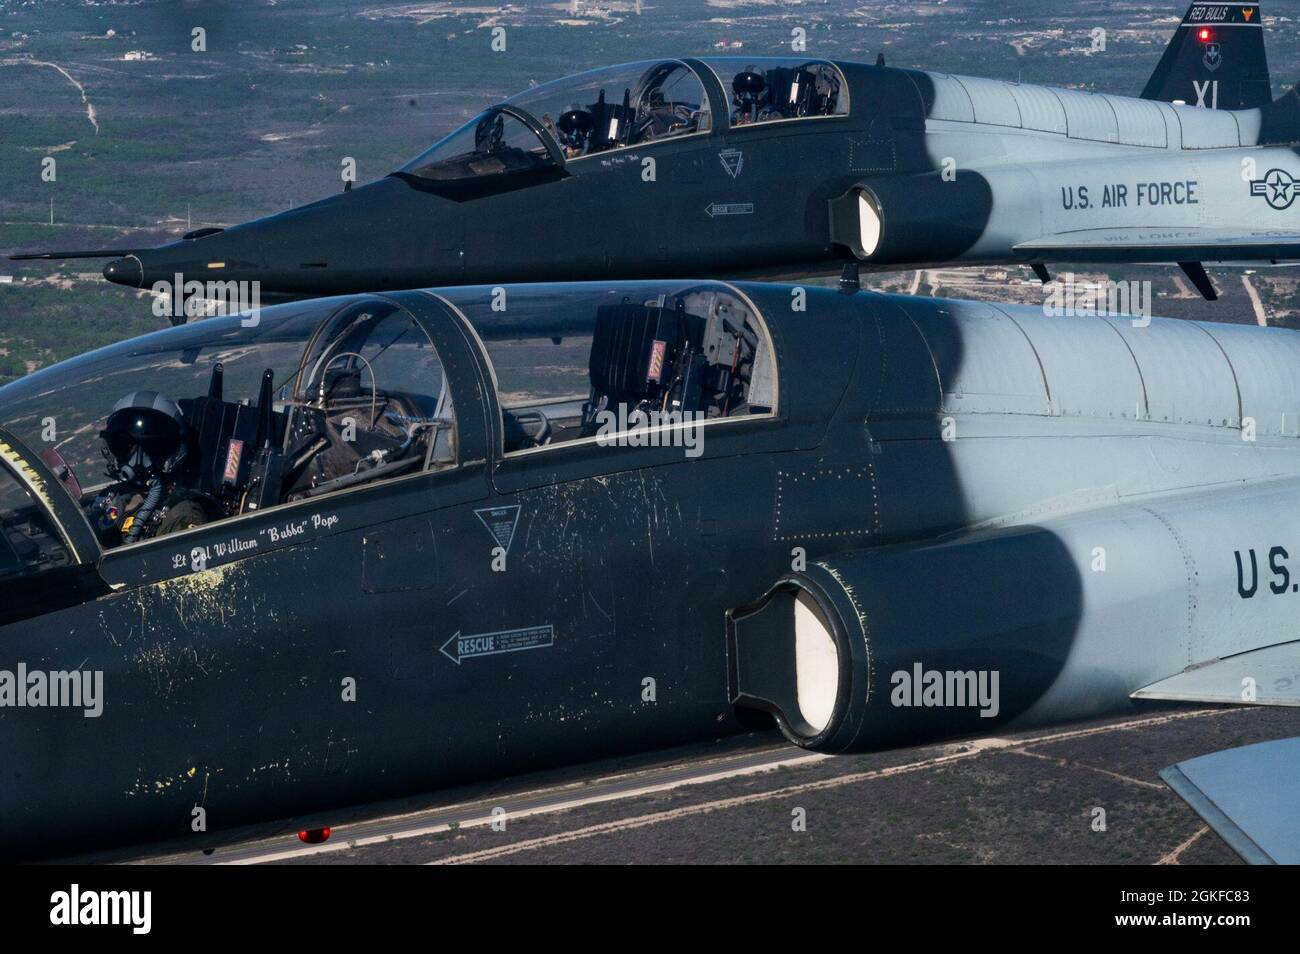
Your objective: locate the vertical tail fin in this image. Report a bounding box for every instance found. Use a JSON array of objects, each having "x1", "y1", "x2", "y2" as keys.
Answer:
[{"x1": 1140, "y1": 2, "x2": 1271, "y2": 110}]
